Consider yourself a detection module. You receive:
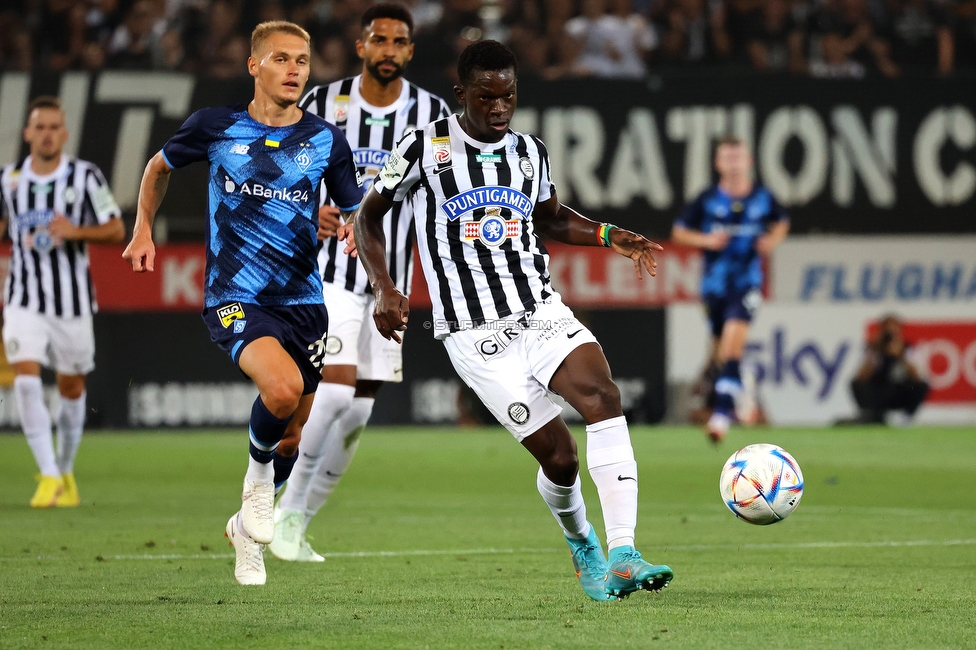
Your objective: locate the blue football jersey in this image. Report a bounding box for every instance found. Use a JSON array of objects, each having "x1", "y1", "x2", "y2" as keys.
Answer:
[
  {"x1": 674, "y1": 184, "x2": 788, "y2": 297},
  {"x1": 162, "y1": 104, "x2": 362, "y2": 308}
]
